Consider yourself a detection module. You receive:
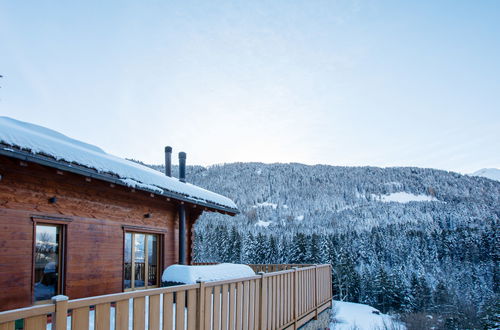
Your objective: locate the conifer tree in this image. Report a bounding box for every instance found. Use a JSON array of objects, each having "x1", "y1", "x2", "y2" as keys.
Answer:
[
  {"x1": 229, "y1": 226, "x2": 242, "y2": 263},
  {"x1": 290, "y1": 232, "x2": 307, "y2": 264}
]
